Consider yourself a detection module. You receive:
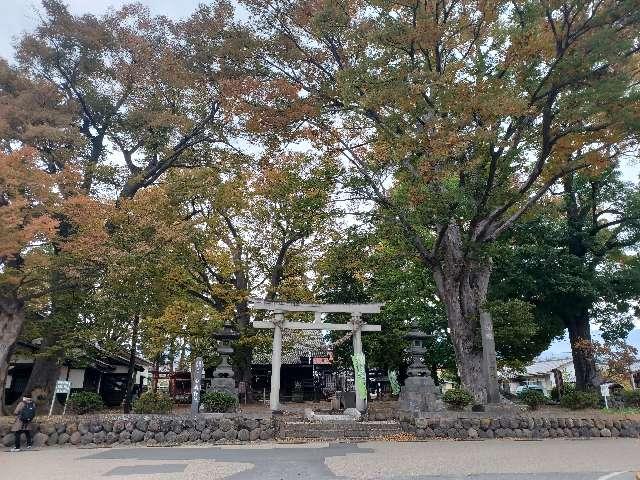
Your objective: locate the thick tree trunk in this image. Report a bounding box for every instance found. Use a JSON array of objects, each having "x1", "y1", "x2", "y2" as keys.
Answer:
[
  {"x1": 21, "y1": 259, "x2": 77, "y2": 412},
  {"x1": 122, "y1": 314, "x2": 140, "y2": 413},
  {"x1": 21, "y1": 336, "x2": 61, "y2": 413},
  {"x1": 432, "y1": 226, "x2": 497, "y2": 404},
  {"x1": 565, "y1": 310, "x2": 600, "y2": 390},
  {"x1": 0, "y1": 296, "x2": 25, "y2": 415},
  {"x1": 562, "y1": 176, "x2": 600, "y2": 390}
]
